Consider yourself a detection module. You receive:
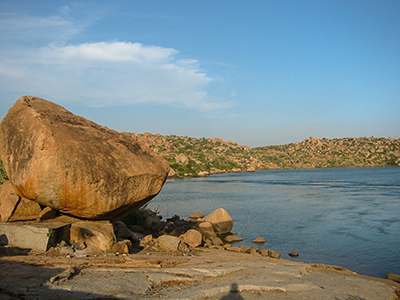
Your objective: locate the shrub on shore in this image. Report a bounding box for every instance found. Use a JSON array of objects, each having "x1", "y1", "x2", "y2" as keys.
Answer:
[{"x1": 0, "y1": 159, "x2": 7, "y2": 185}]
